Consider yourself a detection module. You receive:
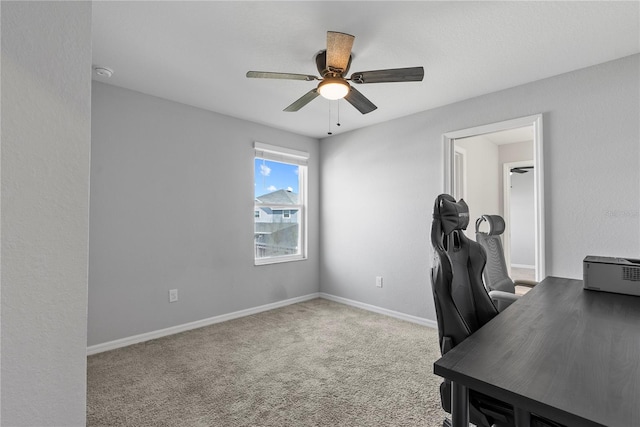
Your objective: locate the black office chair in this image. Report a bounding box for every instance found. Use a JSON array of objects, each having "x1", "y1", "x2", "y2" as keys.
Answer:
[
  {"x1": 431, "y1": 195, "x2": 562, "y2": 427},
  {"x1": 430, "y1": 194, "x2": 513, "y2": 427},
  {"x1": 475, "y1": 215, "x2": 536, "y2": 311}
]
